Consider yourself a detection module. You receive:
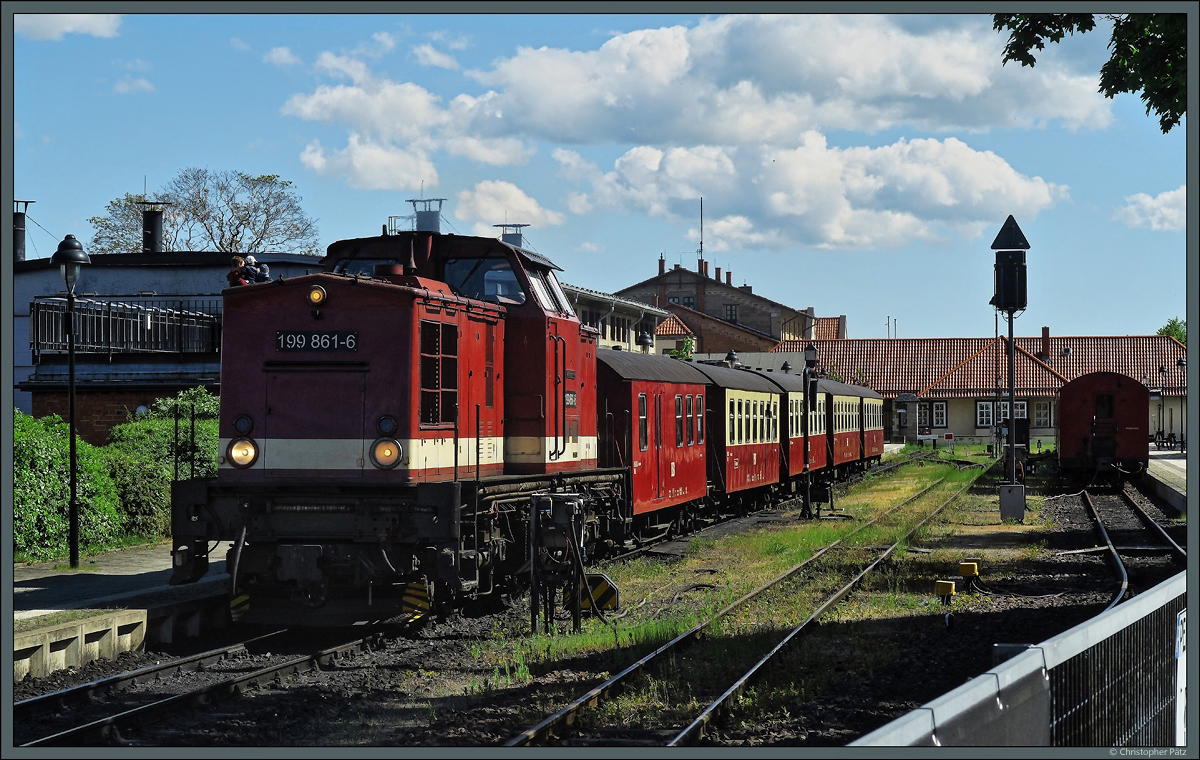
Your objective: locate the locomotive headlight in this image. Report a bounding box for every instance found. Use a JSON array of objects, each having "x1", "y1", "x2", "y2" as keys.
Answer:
[
  {"x1": 307, "y1": 285, "x2": 327, "y2": 306},
  {"x1": 227, "y1": 437, "x2": 259, "y2": 468},
  {"x1": 370, "y1": 437, "x2": 403, "y2": 469},
  {"x1": 233, "y1": 415, "x2": 254, "y2": 435}
]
